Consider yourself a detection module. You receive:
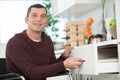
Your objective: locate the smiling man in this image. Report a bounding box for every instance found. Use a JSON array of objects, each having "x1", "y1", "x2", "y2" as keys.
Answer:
[{"x1": 6, "y1": 4, "x2": 83, "y2": 80}]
